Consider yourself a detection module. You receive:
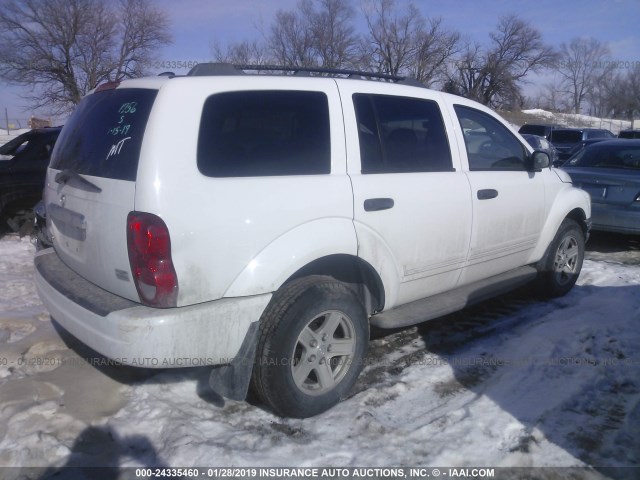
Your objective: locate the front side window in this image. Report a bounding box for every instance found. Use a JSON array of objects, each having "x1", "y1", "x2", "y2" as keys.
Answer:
[
  {"x1": 197, "y1": 90, "x2": 330, "y2": 177},
  {"x1": 454, "y1": 105, "x2": 527, "y2": 171},
  {"x1": 353, "y1": 94, "x2": 453, "y2": 174}
]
